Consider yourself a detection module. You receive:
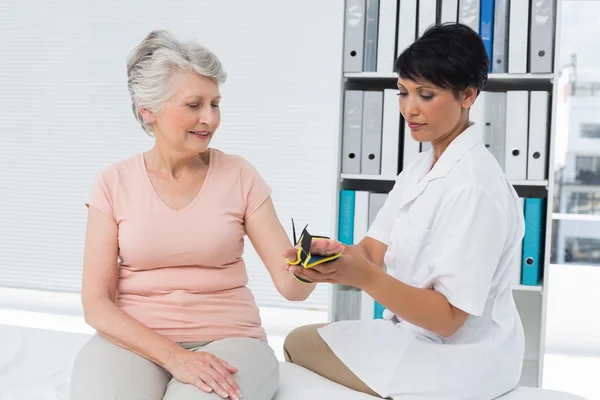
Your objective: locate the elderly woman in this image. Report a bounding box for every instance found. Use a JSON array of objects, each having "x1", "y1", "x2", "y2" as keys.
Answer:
[
  {"x1": 69, "y1": 30, "x2": 343, "y2": 400},
  {"x1": 283, "y1": 23, "x2": 526, "y2": 400}
]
